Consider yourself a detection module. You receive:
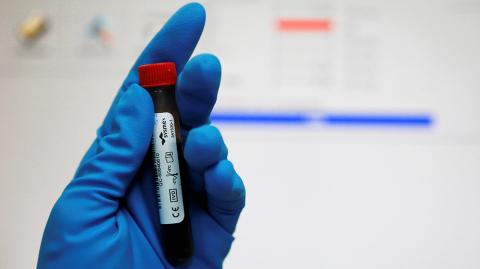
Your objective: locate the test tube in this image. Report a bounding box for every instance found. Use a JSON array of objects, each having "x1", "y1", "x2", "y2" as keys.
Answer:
[{"x1": 138, "y1": 62, "x2": 193, "y2": 264}]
